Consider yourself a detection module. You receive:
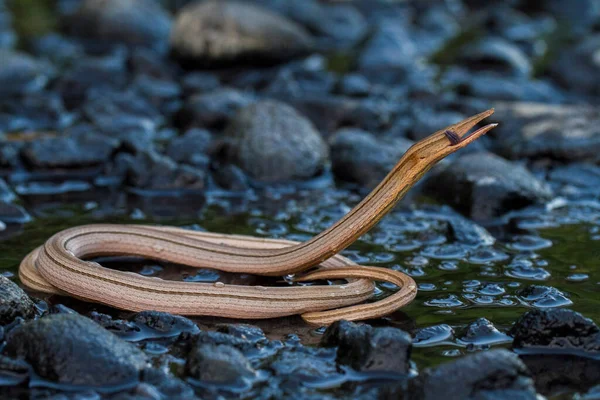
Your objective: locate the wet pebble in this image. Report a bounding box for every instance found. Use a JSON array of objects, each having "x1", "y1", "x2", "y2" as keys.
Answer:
[
  {"x1": 0, "y1": 50, "x2": 53, "y2": 96},
  {"x1": 124, "y1": 150, "x2": 206, "y2": 191},
  {"x1": 5, "y1": 314, "x2": 147, "y2": 387},
  {"x1": 179, "y1": 88, "x2": 255, "y2": 130},
  {"x1": 321, "y1": 320, "x2": 412, "y2": 374},
  {"x1": 0, "y1": 202, "x2": 30, "y2": 224},
  {"x1": 0, "y1": 275, "x2": 36, "y2": 325},
  {"x1": 456, "y1": 37, "x2": 532, "y2": 78},
  {"x1": 398, "y1": 349, "x2": 538, "y2": 400},
  {"x1": 423, "y1": 152, "x2": 553, "y2": 220},
  {"x1": 186, "y1": 343, "x2": 255, "y2": 385},
  {"x1": 330, "y1": 129, "x2": 413, "y2": 188},
  {"x1": 22, "y1": 131, "x2": 118, "y2": 169},
  {"x1": 166, "y1": 128, "x2": 212, "y2": 168},
  {"x1": 222, "y1": 100, "x2": 328, "y2": 182},
  {"x1": 65, "y1": 0, "x2": 172, "y2": 52},
  {"x1": 510, "y1": 309, "x2": 600, "y2": 354},
  {"x1": 517, "y1": 285, "x2": 572, "y2": 308}
]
